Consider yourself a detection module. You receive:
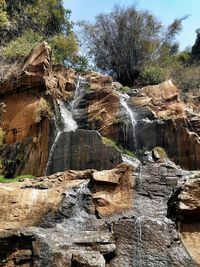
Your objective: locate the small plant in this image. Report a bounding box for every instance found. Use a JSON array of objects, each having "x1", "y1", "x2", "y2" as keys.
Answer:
[
  {"x1": 93, "y1": 114, "x2": 103, "y2": 123},
  {"x1": 122, "y1": 149, "x2": 136, "y2": 158},
  {"x1": 137, "y1": 66, "x2": 166, "y2": 85},
  {"x1": 120, "y1": 86, "x2": 130, "y2": 93},
  {"x1": 153, "y1": 147, "x2": 167, "y2": 158},
  {"x1": 34, "y1": 97, "x2": 53, "y2": 123},
  {"x1": 102, "y1": 137, "x2": 119, "y2": 150},
  {"x1": 0, "y1": 175, "x2": 35, "y2": 183}
]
